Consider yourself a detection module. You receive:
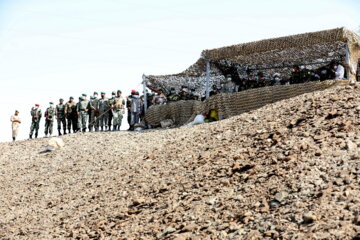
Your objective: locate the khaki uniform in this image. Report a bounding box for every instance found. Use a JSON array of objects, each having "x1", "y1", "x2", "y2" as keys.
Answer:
[
  {"x1": 112, "y1": 96, "x2": 125, "y2": 130},
  {"x1": 10, "y1": 115, "x2": 21, "y2": 139}
]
